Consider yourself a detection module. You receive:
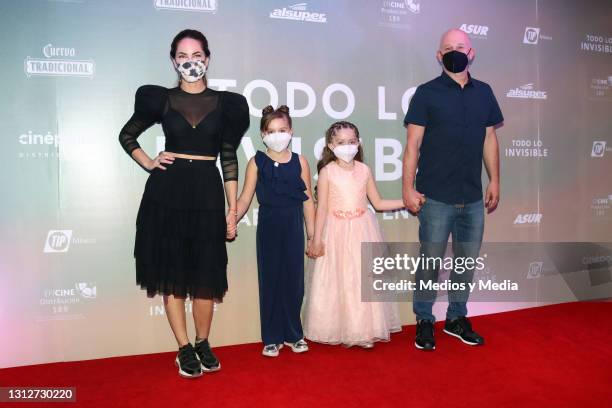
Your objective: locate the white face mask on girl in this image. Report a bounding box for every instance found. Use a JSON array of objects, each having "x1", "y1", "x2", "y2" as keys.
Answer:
[
  {"x1": 176, "y1": 59, "x2": 207, "y2": 83},
  {"x1": 263, "y1": 132, "x2": 292, "y2": 153},
  {"x1": 333, "y1": 144, "x2": 359, "y2": 163}
]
